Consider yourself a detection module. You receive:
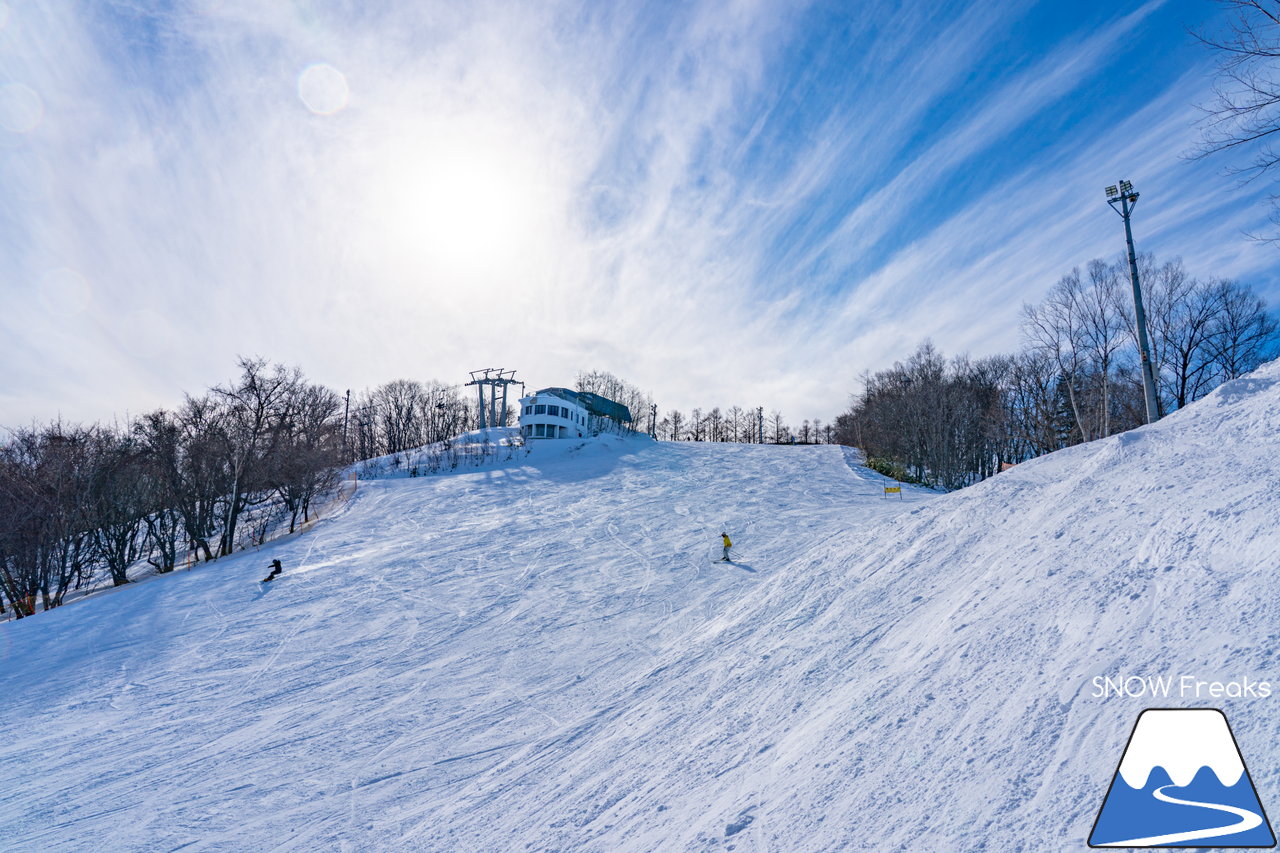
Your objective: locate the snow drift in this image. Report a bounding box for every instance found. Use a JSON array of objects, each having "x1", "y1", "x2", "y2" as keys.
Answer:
[{"x1": 1, "y1": 361, "x2": 1279, "y2": 851}]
